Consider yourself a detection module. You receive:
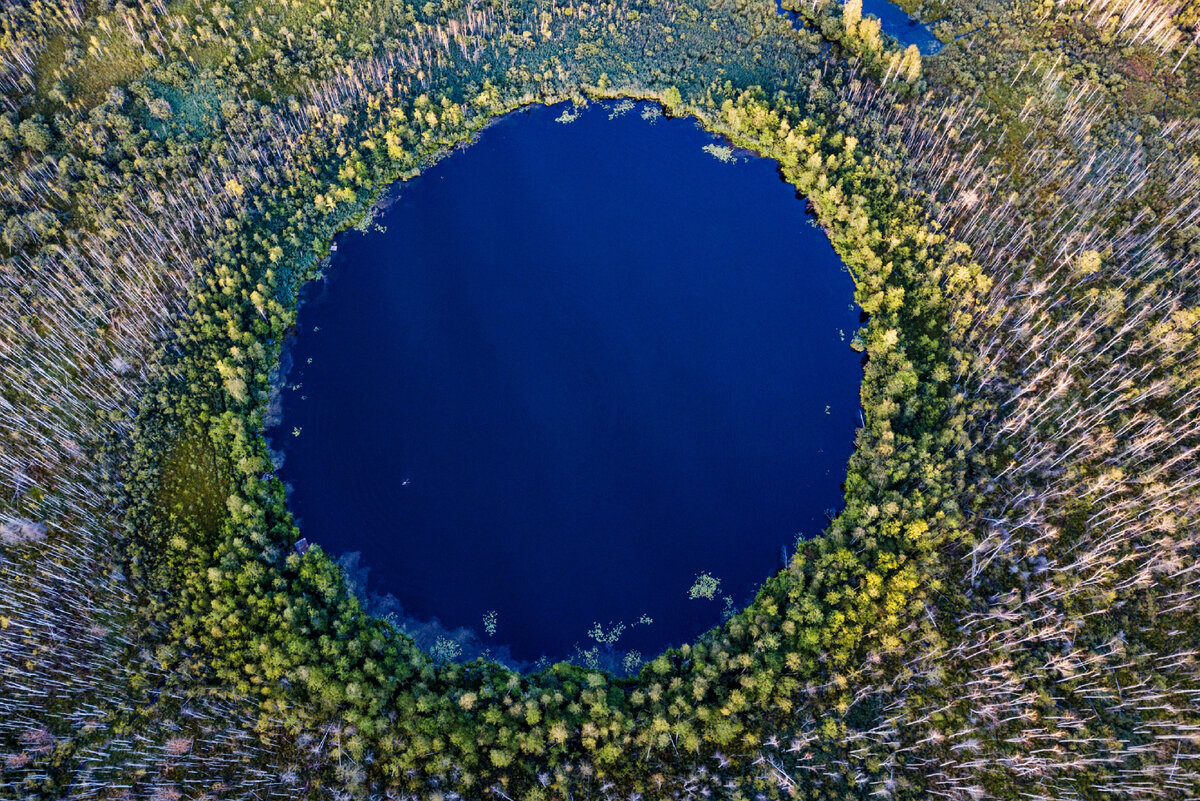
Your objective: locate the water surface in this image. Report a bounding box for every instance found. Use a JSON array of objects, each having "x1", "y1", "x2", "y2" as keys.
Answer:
[
  {"x1": 777, "y1": 0, "x2": 942, "y2": 55},
  {"x1": 861, "y1": 0, "x2": 941, "y2": 54},
  {"x1": 270, "y1": 102, "x2": 861, "y2": 664}
]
